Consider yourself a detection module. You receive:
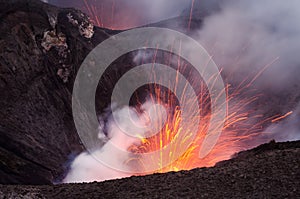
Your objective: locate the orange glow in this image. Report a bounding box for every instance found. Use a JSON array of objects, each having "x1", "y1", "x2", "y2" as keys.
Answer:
[
  {"x1": 127, "y1": 81, "x2": 262, "y2": 174},
  {"x1": 121, "y1": 39, "x2": 282, "y2": 175},
  {"x1": 125, "y1": 58, "x2": 277, "y2": 174}
]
